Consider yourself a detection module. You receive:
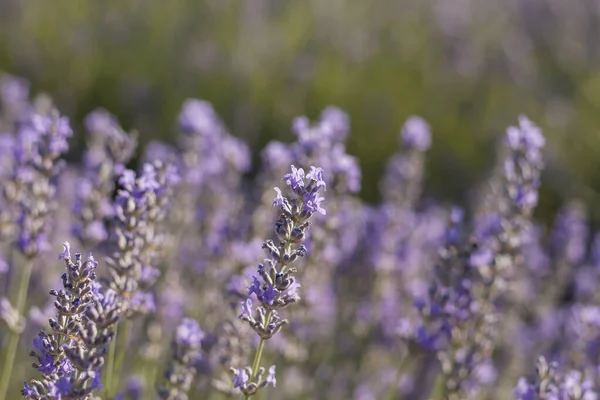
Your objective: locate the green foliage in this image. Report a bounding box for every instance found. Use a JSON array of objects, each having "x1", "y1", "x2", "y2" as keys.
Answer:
[{"x1": 2, "y1": 0, "x2": 600, "y2": 214}]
